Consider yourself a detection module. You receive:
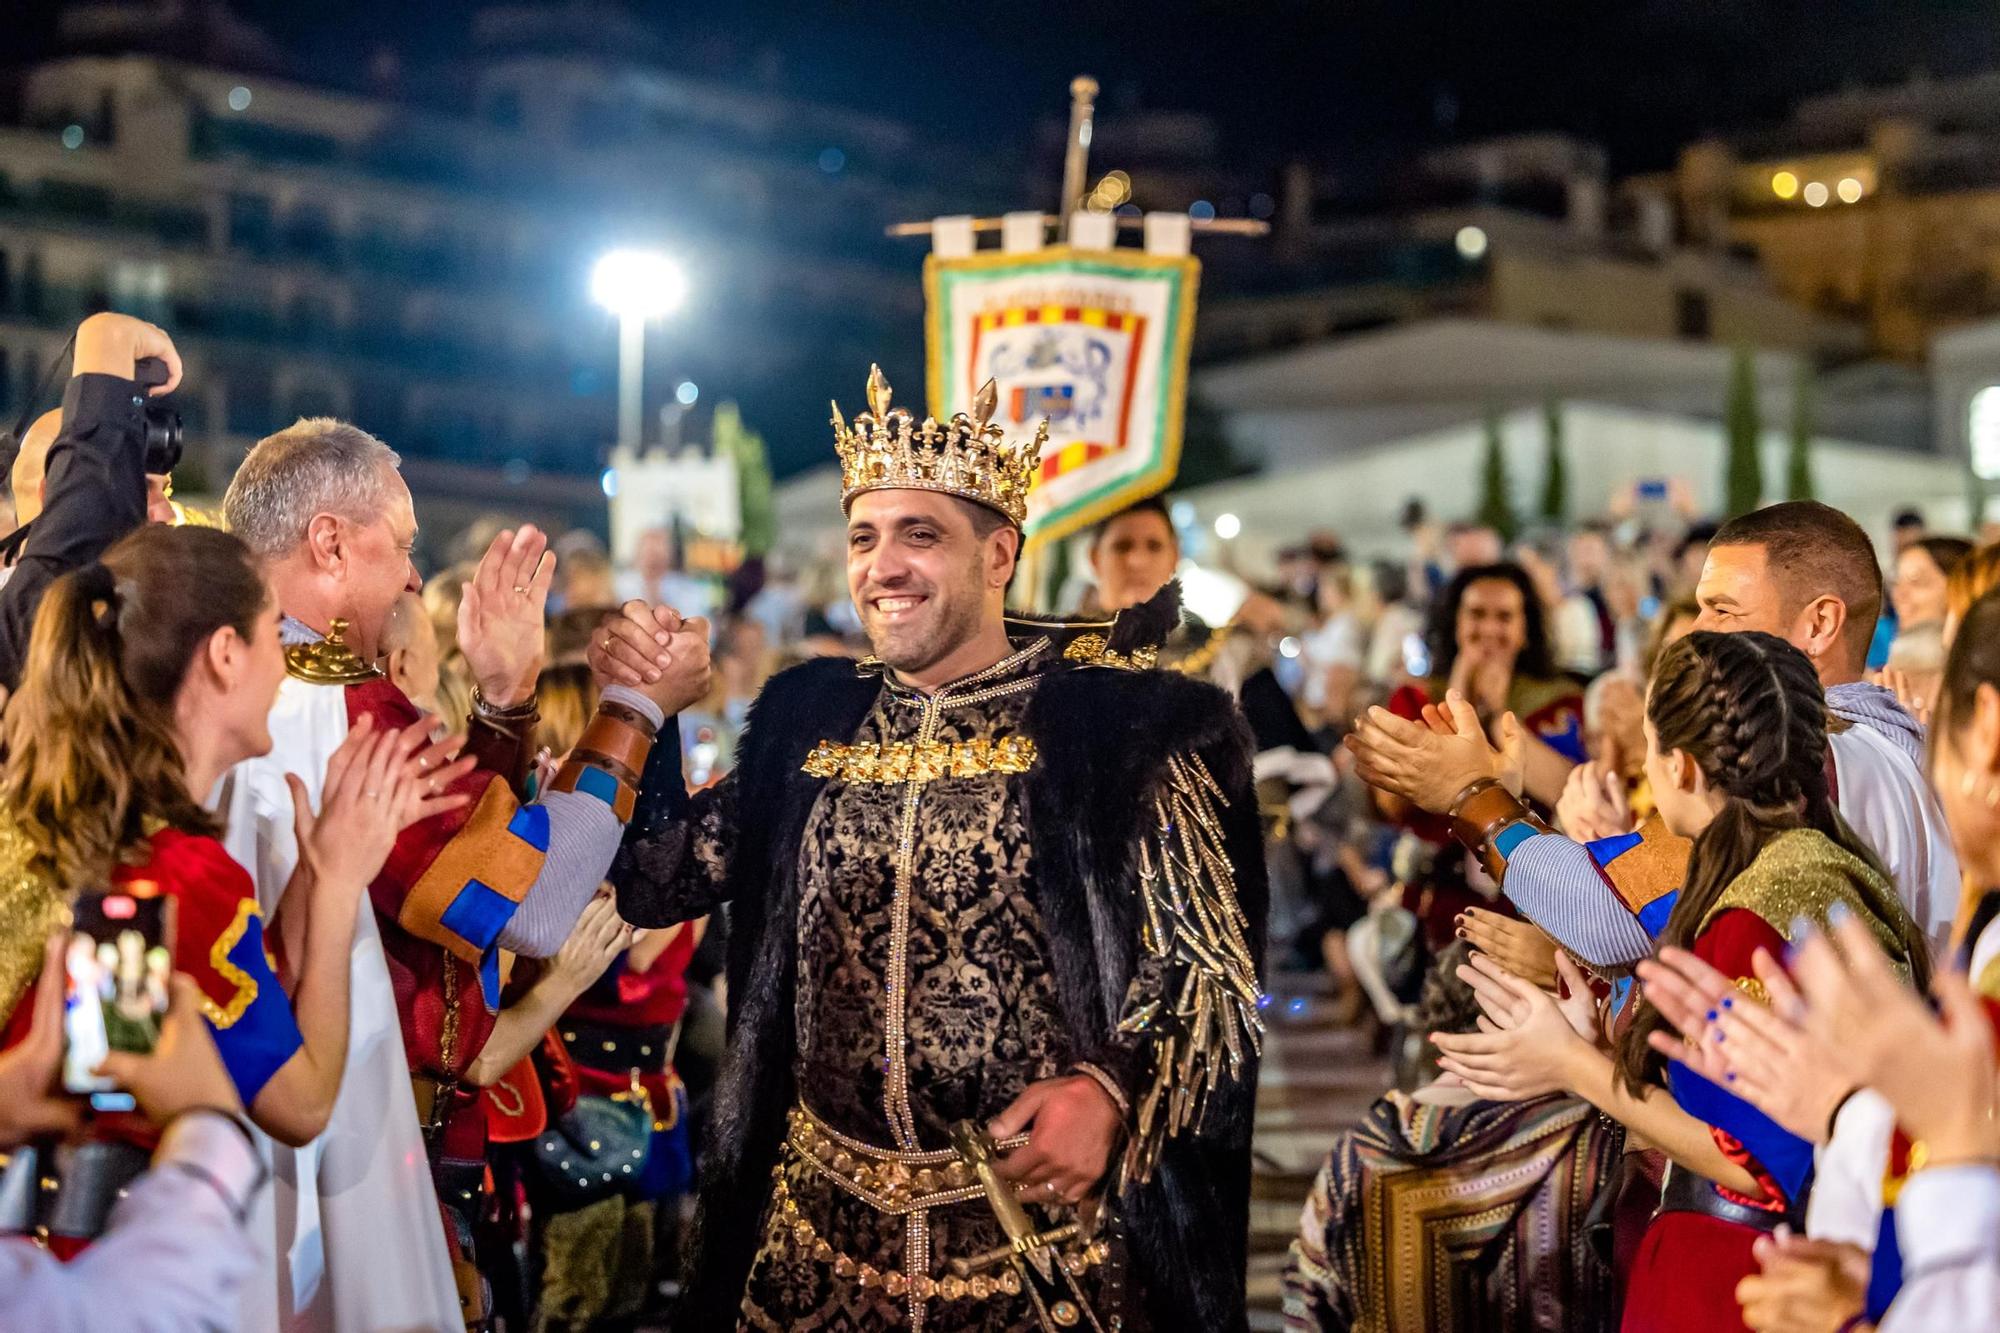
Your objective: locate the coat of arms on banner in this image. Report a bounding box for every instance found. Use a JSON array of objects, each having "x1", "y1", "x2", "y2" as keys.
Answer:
[{"x1": 925, "y1": 246, "x2": 1200, "y2": 545}]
